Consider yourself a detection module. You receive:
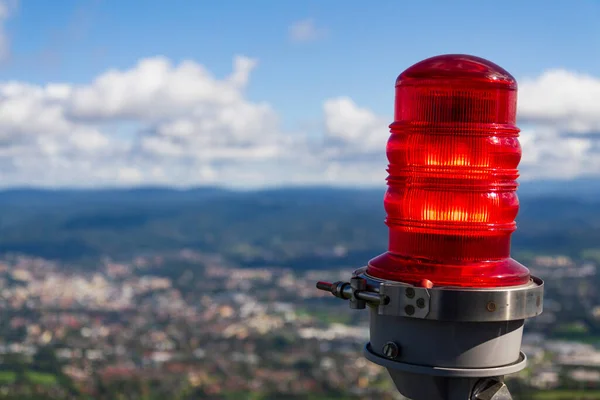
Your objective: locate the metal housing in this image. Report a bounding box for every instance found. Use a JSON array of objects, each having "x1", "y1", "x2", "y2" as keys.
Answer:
[{"x1": 315, "y1": 267, "x2": 544, "y2": 399}]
